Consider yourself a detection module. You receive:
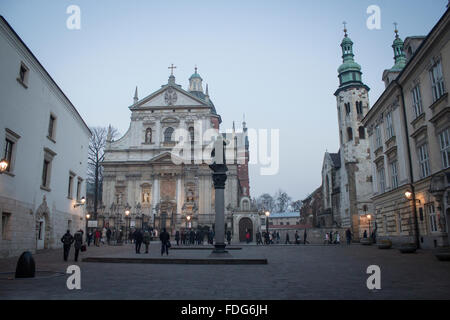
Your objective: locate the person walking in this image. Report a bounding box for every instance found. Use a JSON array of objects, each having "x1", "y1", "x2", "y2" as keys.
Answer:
[
  {"x1": 324, "y1": 232, "x2": 329, "y2": 245},
  {"x1": 303, "y1": 229, "x2": 308, "y2": 244},
  {"x1": 175, "y1": 230, "x2": 180, "y2": 246},
  {"x1": 363, "y1": 230, "x2": 368, "y2": 239},
  {"x1": 160, "y1": 228, "x2": 170, "y2": 256},
  {"x1": 94, "y1": 229, "x2": 101, "y2": 246},
  {"x1": 87, "y1": 230, "x2": 93, "y2": 247},
  {"x1": 245, "y1": 230, "x2": 251, "y2": 244},
  {"x1": 346, "y1": 228, "x2": 352, "y2": 245},
  {"x1": 143, "y1": 230, "x2": 151, "y2": 254},
  {"x1": 101, "y1": 227, "x2": 107, "y2": 245},
  {"x1": 61, "y1": 230, "x2": 74, "y2": 262},
  {"x1": 226, "y1": 230, "x2": 232, "y2": 245},
  {"x1": 134, "y1": 229, "x2": 143, "y2": 254},
  {"x1": 181, "y1": 230, "x2": 186, "y2": 245},
  {"x1": 74, "y1": 229, "x2": 84, "y2": 262},
  {"x1": 336, "y1": 231, "x2": 340, "y2": 244},
  {"x1": 295, "y1": 231, "x2": 300, "y2": 245},
  {"x1": 285, "y1": 233, "x2": 290, "y2": 245}
]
